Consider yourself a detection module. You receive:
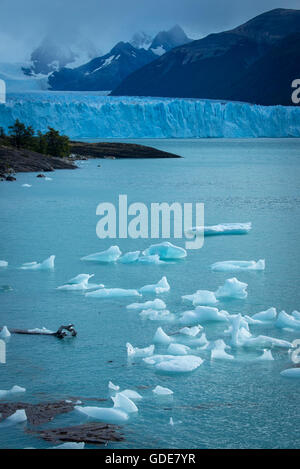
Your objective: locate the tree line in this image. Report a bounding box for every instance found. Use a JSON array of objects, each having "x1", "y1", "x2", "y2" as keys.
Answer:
[{"x1": 0, "y1": 120, "x2": 70, "y2": 158}]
